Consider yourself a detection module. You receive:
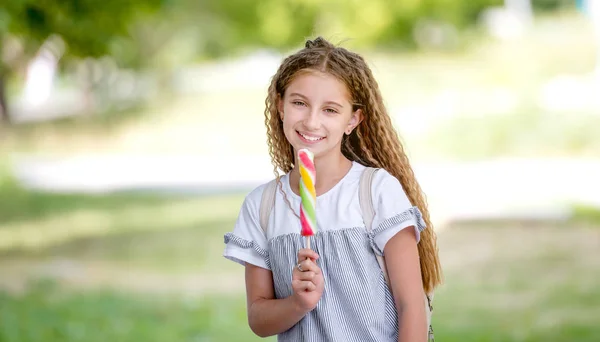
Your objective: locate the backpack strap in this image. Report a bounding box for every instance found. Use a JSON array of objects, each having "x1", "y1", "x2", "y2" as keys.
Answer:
[
  {"x1": 259, "y1": 179, "x2": 278, "y2": 235},
  {"x1": 358, "y1": 167, "x2": 389, "y2": 284},
  {"x1": 359, "y1": 166, "x2": 435, "y2": 340}
]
